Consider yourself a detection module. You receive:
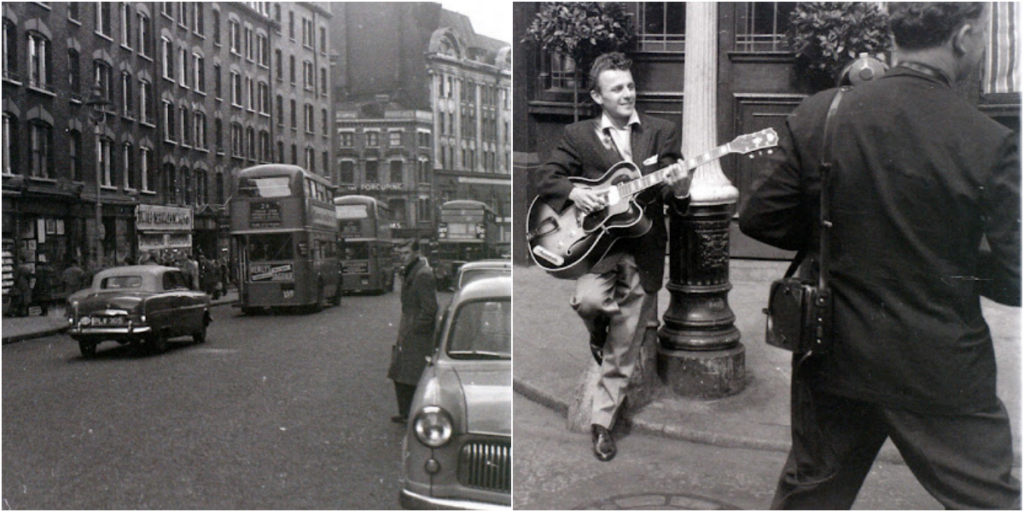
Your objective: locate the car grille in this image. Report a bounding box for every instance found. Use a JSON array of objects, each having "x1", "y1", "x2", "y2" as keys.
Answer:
[{"x1": 457, "y1": 440, "x2": 510, "y2": 493}]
